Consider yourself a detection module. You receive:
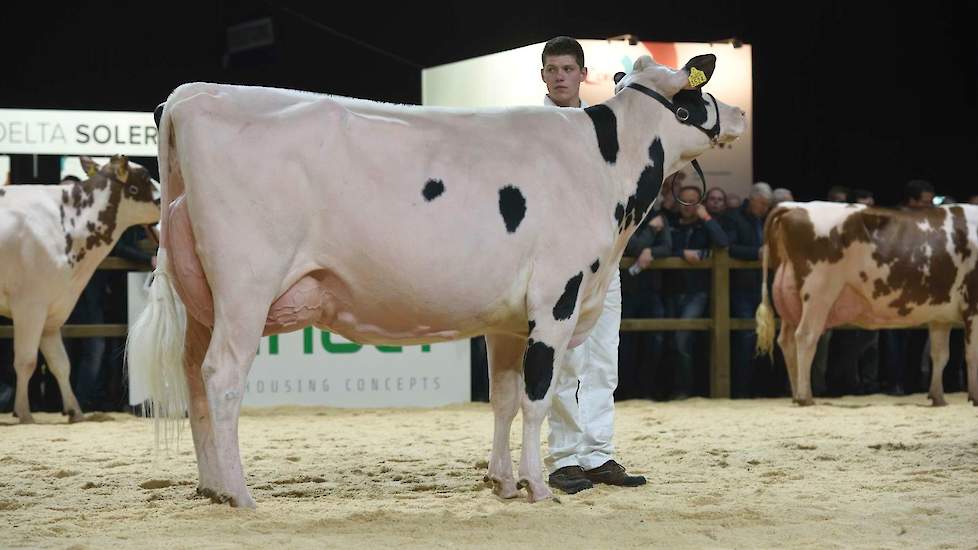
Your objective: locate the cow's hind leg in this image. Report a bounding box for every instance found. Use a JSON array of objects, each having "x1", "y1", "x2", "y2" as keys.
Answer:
[
  {"x1": 183, "y1": 316, "x2": 224, "y2": 499},
  {"x1": 792, "y1": 284, "x2": 839, "y2": 406},
  {"x1": 11, "y1": 305, "x2": 46, "y2": 424},
  {"x1": 199, "y1": 298, "x2": 272, "y2": 508},
  {"x1": 778, "y1": 321, "x2": 799, "y2": 401},
  {"x1": 484, "y1": 333, "x2": 526, "y2": 499},
  {"x1": 926, "y1": 324, "x2": 951, "y2": 406},
  {"x1": 38, "y1": 332, "x2": 84, "y2": 422}
]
